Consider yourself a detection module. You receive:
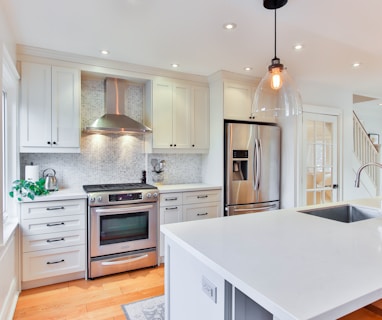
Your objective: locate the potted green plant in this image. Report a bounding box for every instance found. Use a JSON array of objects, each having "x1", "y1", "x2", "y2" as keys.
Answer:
[{"x1": 9, "y1": 178, "x2": 50, "y2": 201}]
